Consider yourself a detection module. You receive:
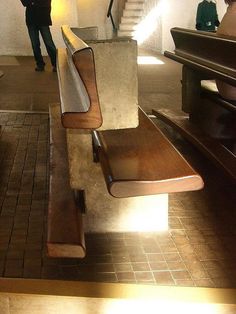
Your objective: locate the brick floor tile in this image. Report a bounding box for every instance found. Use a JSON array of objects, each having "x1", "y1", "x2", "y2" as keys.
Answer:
[
  {"x1": 93, "y1": 272, "x2": 117, "y2": 283},
  {"x1": 112, "y1": 253, "x2": 130, "y2": 263},
  {"x1": 41, "y1": 265, "x2": 61, "y2": 279},
  {"x1": 6, "y1": 250, "x2": 24, "y2": 260},
  {"x1": 114, "y1": 263, "x2": 132, "y2": 272},
  {"x1": 0, "y1": 260, "x2": 5, "y2": 276},
  {"x1": 4, "y1": 259, "x2": 23, "y2": 277},
  {"x1": 171, "y1": 270, "x2": 191, "y2": 280},
  {"x1": 95, "y1": 263, "x2": 115, "y2": 273},
  {"x1": 153, "y1": 271, "x2": 175, "y2": 285},
  {"x1": 175, "y1": 279, "x2": 195, "y2": 286},
  {"x1": 0, "y1": 110, "x2": 235, "y2": 289},
  {"x1": 129, "y1": 254, "x2": 147, "y2": 263},
  {"x1": 194, "y1": 278, "x2": 214, "y2": 287},
  {"x1": 117, "y1": 271, "x2": 135, "y2": 283},
  {"x1": 132, "y1": 262, "x2": 150, "y2": 272},
  {"x1": 167, "y1": 260, "x2": 187, "y2": 271},
  {"x1": 146, "y1": 253, "x2": 165, "y2": 262},
  {"x1": 149, "y1": 261, "x2": 168, "y2": 271},
  {"x1": 135, "y1": 271, "x2": 154, "y2": 283},
  {"x1": 163, "y1": 252, "x2": 181, "y2": 262}
]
